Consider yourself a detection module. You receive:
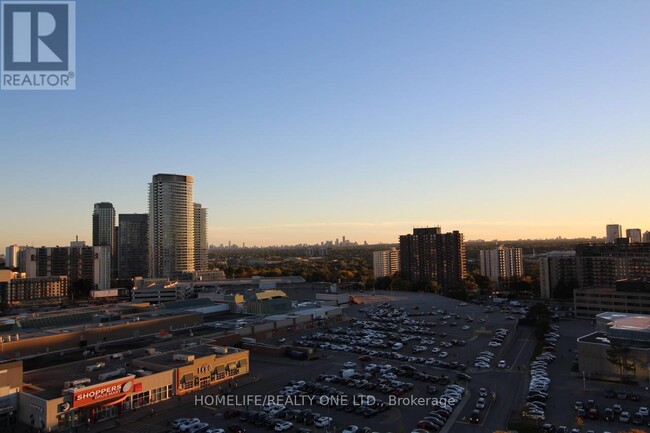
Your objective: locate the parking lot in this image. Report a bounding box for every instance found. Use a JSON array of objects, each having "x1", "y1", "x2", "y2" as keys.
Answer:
[
  {"x1": 534, "y1": 318, "x2": 650, "y2": 433},
  {"x1": 104, "y1": 291, "x2": 602, "y2": 433}
]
